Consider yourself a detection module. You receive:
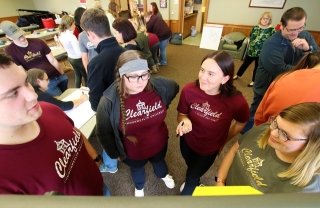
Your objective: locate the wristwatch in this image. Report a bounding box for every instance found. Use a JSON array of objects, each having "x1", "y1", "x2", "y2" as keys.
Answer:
[{"x1": 93, "y1": 154, "x2": 102, "y2": 162}]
